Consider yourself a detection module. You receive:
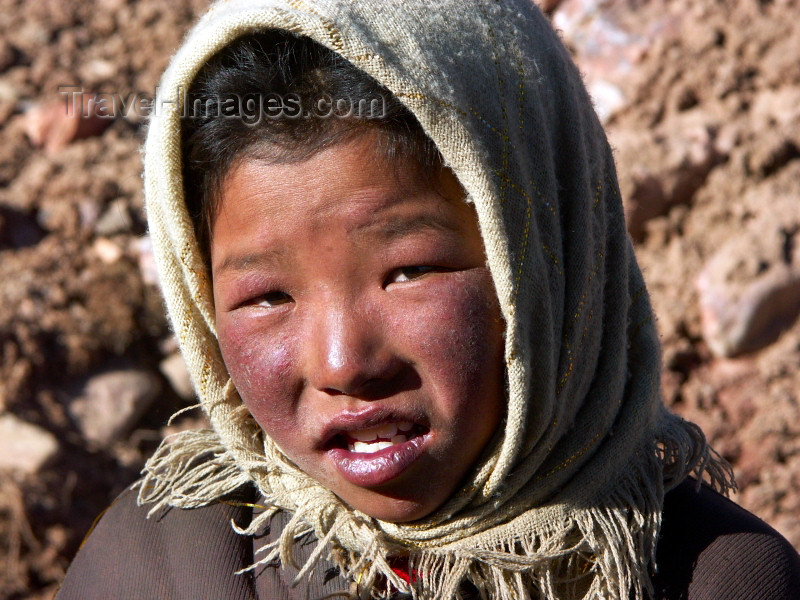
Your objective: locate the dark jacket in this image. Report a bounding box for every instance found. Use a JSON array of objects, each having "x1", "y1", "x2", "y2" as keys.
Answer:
[{"x1": 56, "y1": 479, "x2": 800, "y2": 600}]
